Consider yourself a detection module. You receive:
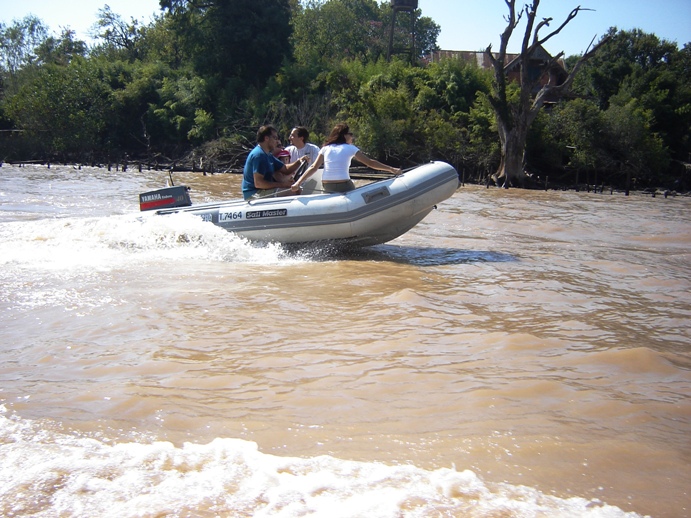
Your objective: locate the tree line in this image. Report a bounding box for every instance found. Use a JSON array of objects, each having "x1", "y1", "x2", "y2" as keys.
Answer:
[{"x1": 0, "y1": 0, "x2": 689, "y2": 191}]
